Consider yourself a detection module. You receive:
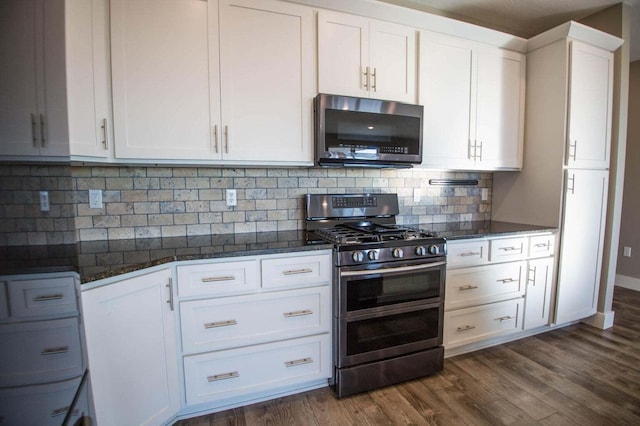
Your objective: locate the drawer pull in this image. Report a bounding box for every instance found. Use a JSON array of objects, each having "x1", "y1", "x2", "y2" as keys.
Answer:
[
  {"x1": 33, "y1": 294, "x2": 64, "y2": 302},
  {"x1": 285, "y1": 357, "x2": 313, "y2": 367},
  {"x1": 534, "y1": 243, "x2": 550, "y2": 248},
  {"x1": 201, "y1": 275, "x2": 236, "y2": 283},
  {"x1": 459, "y1": 252, "x2": 480, "y2": 257},
  {"x1": 282, "y1": 268, "x2": 313, "y2": 275},
  {"x1": 528, "y1": 267, "x2": 537, "y2": 285},
  {"x1": 41, "y1": 346, "x2": 69, "y2": 356},
  {"x1": 456, "y1": 325, "x2": 476, "y2": 332},
  {"x1": 207, "y1": 371, "x2": 239, "y2": 382},
  {"x1": 497, "y1": 278, "x2": 517, "y2": 284},
  {"x1": 459, "y1": 285, "x2": 478, "y2": 291},
  {"x1": 283, "y1": 309, "x2": 313, "y2": 318},
  {"x1": 498, "y1": 246, "x2": 520, "y2": 252},
  {"x1": 496, "y1": 316, "x2": 516, "y2": 322},
  {"x1": 204, "y1": 319, "x2": 237, "y2": 329}
]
